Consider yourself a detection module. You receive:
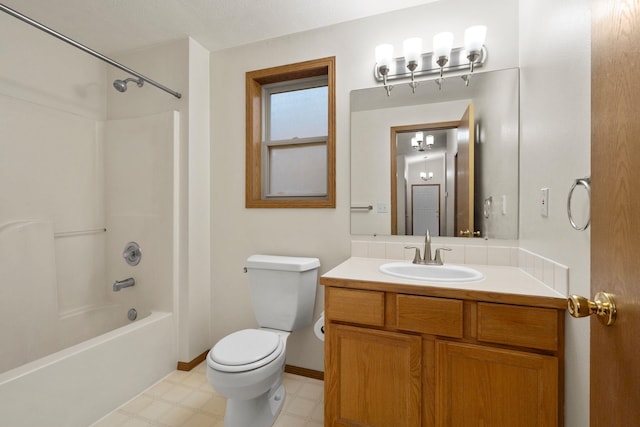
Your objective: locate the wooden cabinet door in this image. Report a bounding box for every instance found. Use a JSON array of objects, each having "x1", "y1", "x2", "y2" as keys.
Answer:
[
  {"x1": 436, "y1": 341, "x2": 559, "y2": 427},
  {"x1": 325, "y1": 323, "x2": 422, "y2": 427}
]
